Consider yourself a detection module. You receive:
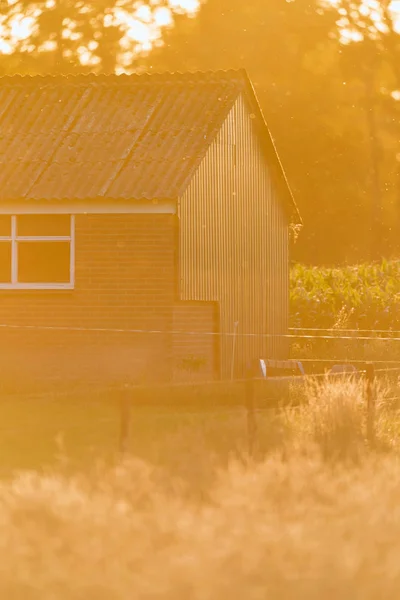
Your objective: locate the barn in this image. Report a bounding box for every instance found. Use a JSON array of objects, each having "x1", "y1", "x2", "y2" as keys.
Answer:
[{"x1": 0, "y1": 69, "x2": 300, "y2": 391}]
